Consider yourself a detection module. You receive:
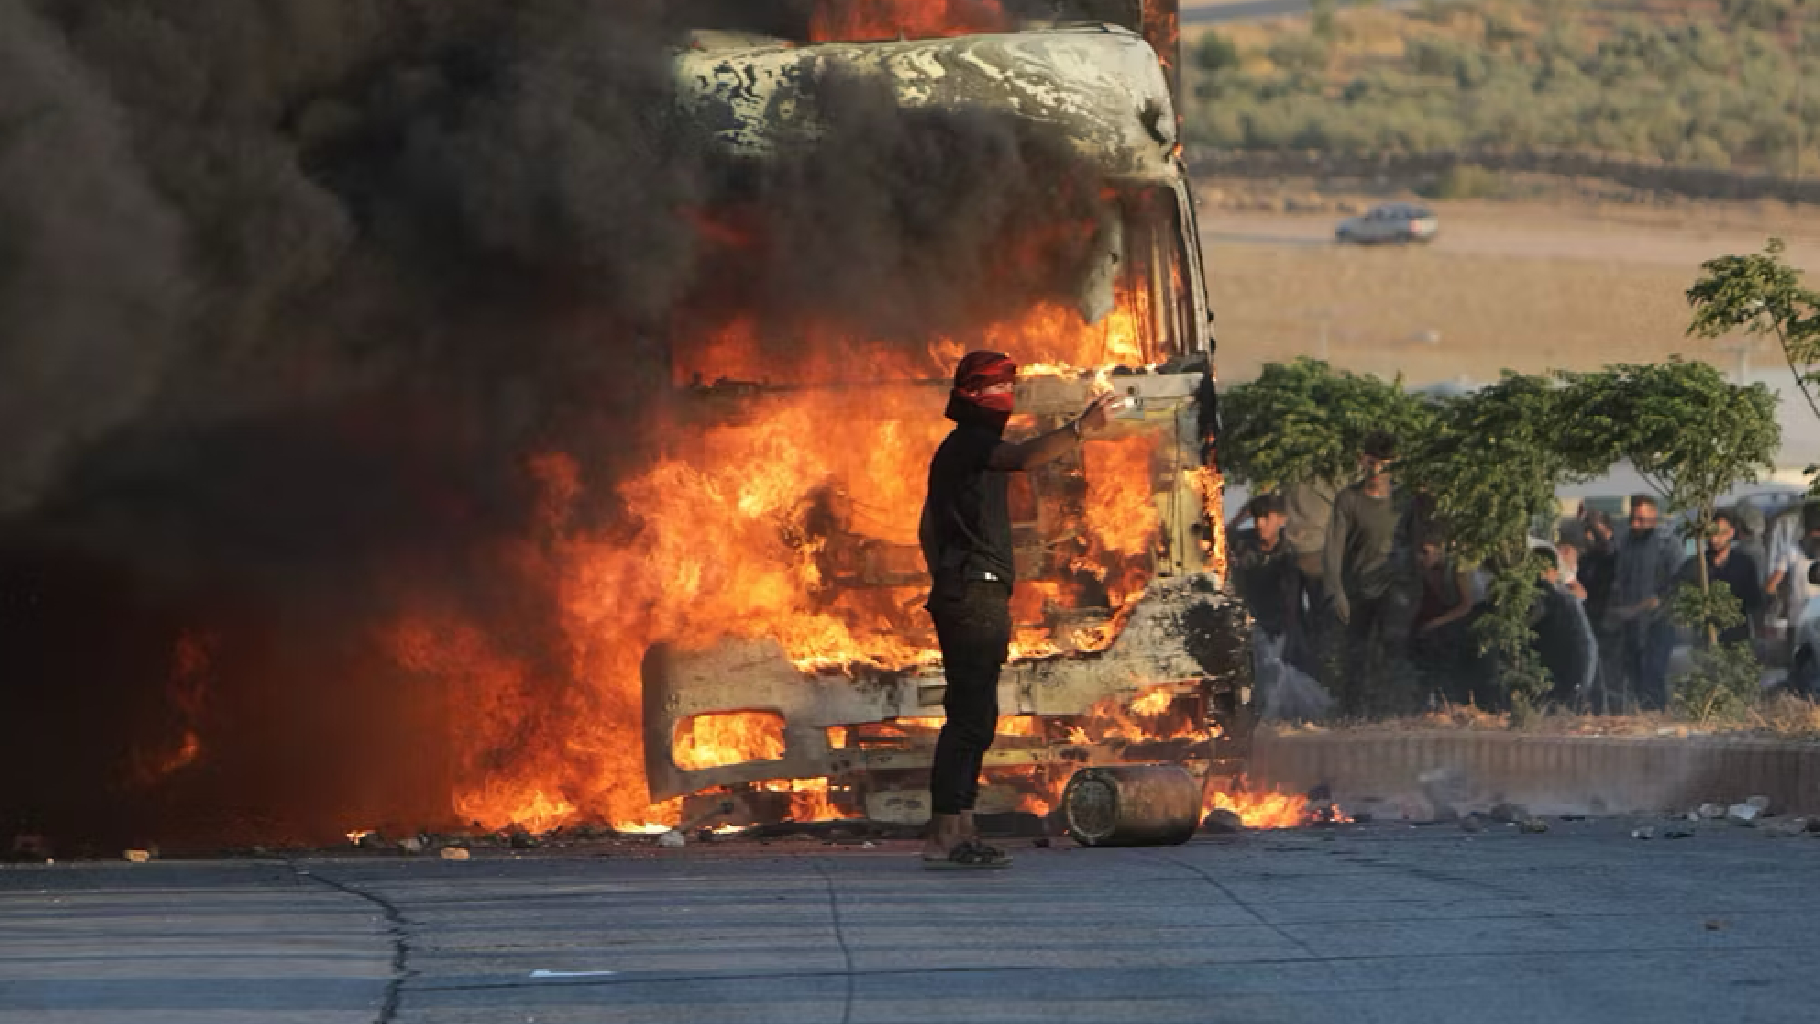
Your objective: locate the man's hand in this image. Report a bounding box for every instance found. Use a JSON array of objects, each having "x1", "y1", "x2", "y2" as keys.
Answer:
[
  {"x1": 990, "y1": 393, "x2": 1115, "y2": 472},
  {"x1": 1331, "y1": 595, "x2": 1351, "y2": 626},
  {"x1": 1078, "y1": 394, "x2": 1114, "y2": 435}
]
